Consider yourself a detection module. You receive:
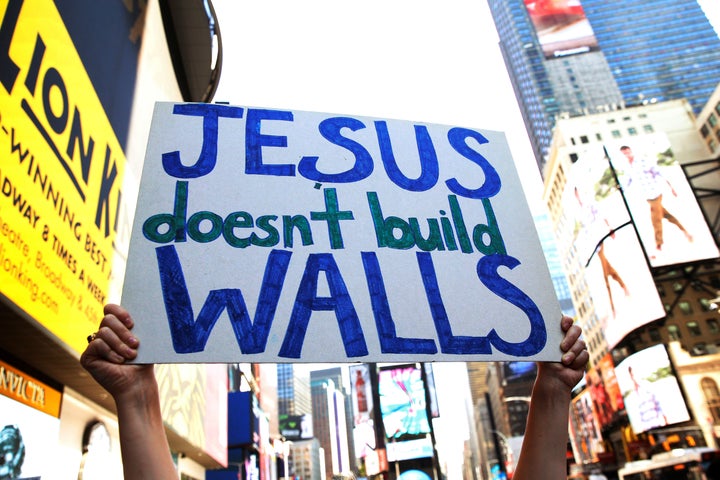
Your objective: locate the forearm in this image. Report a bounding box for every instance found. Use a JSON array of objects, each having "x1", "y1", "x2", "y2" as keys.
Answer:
[
  {"x1": 513, "y1": 378, "x2": 571, "y2": 480},
  {"x1": 114, "y1": 373, "x2": 177, "y2": 480}
]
